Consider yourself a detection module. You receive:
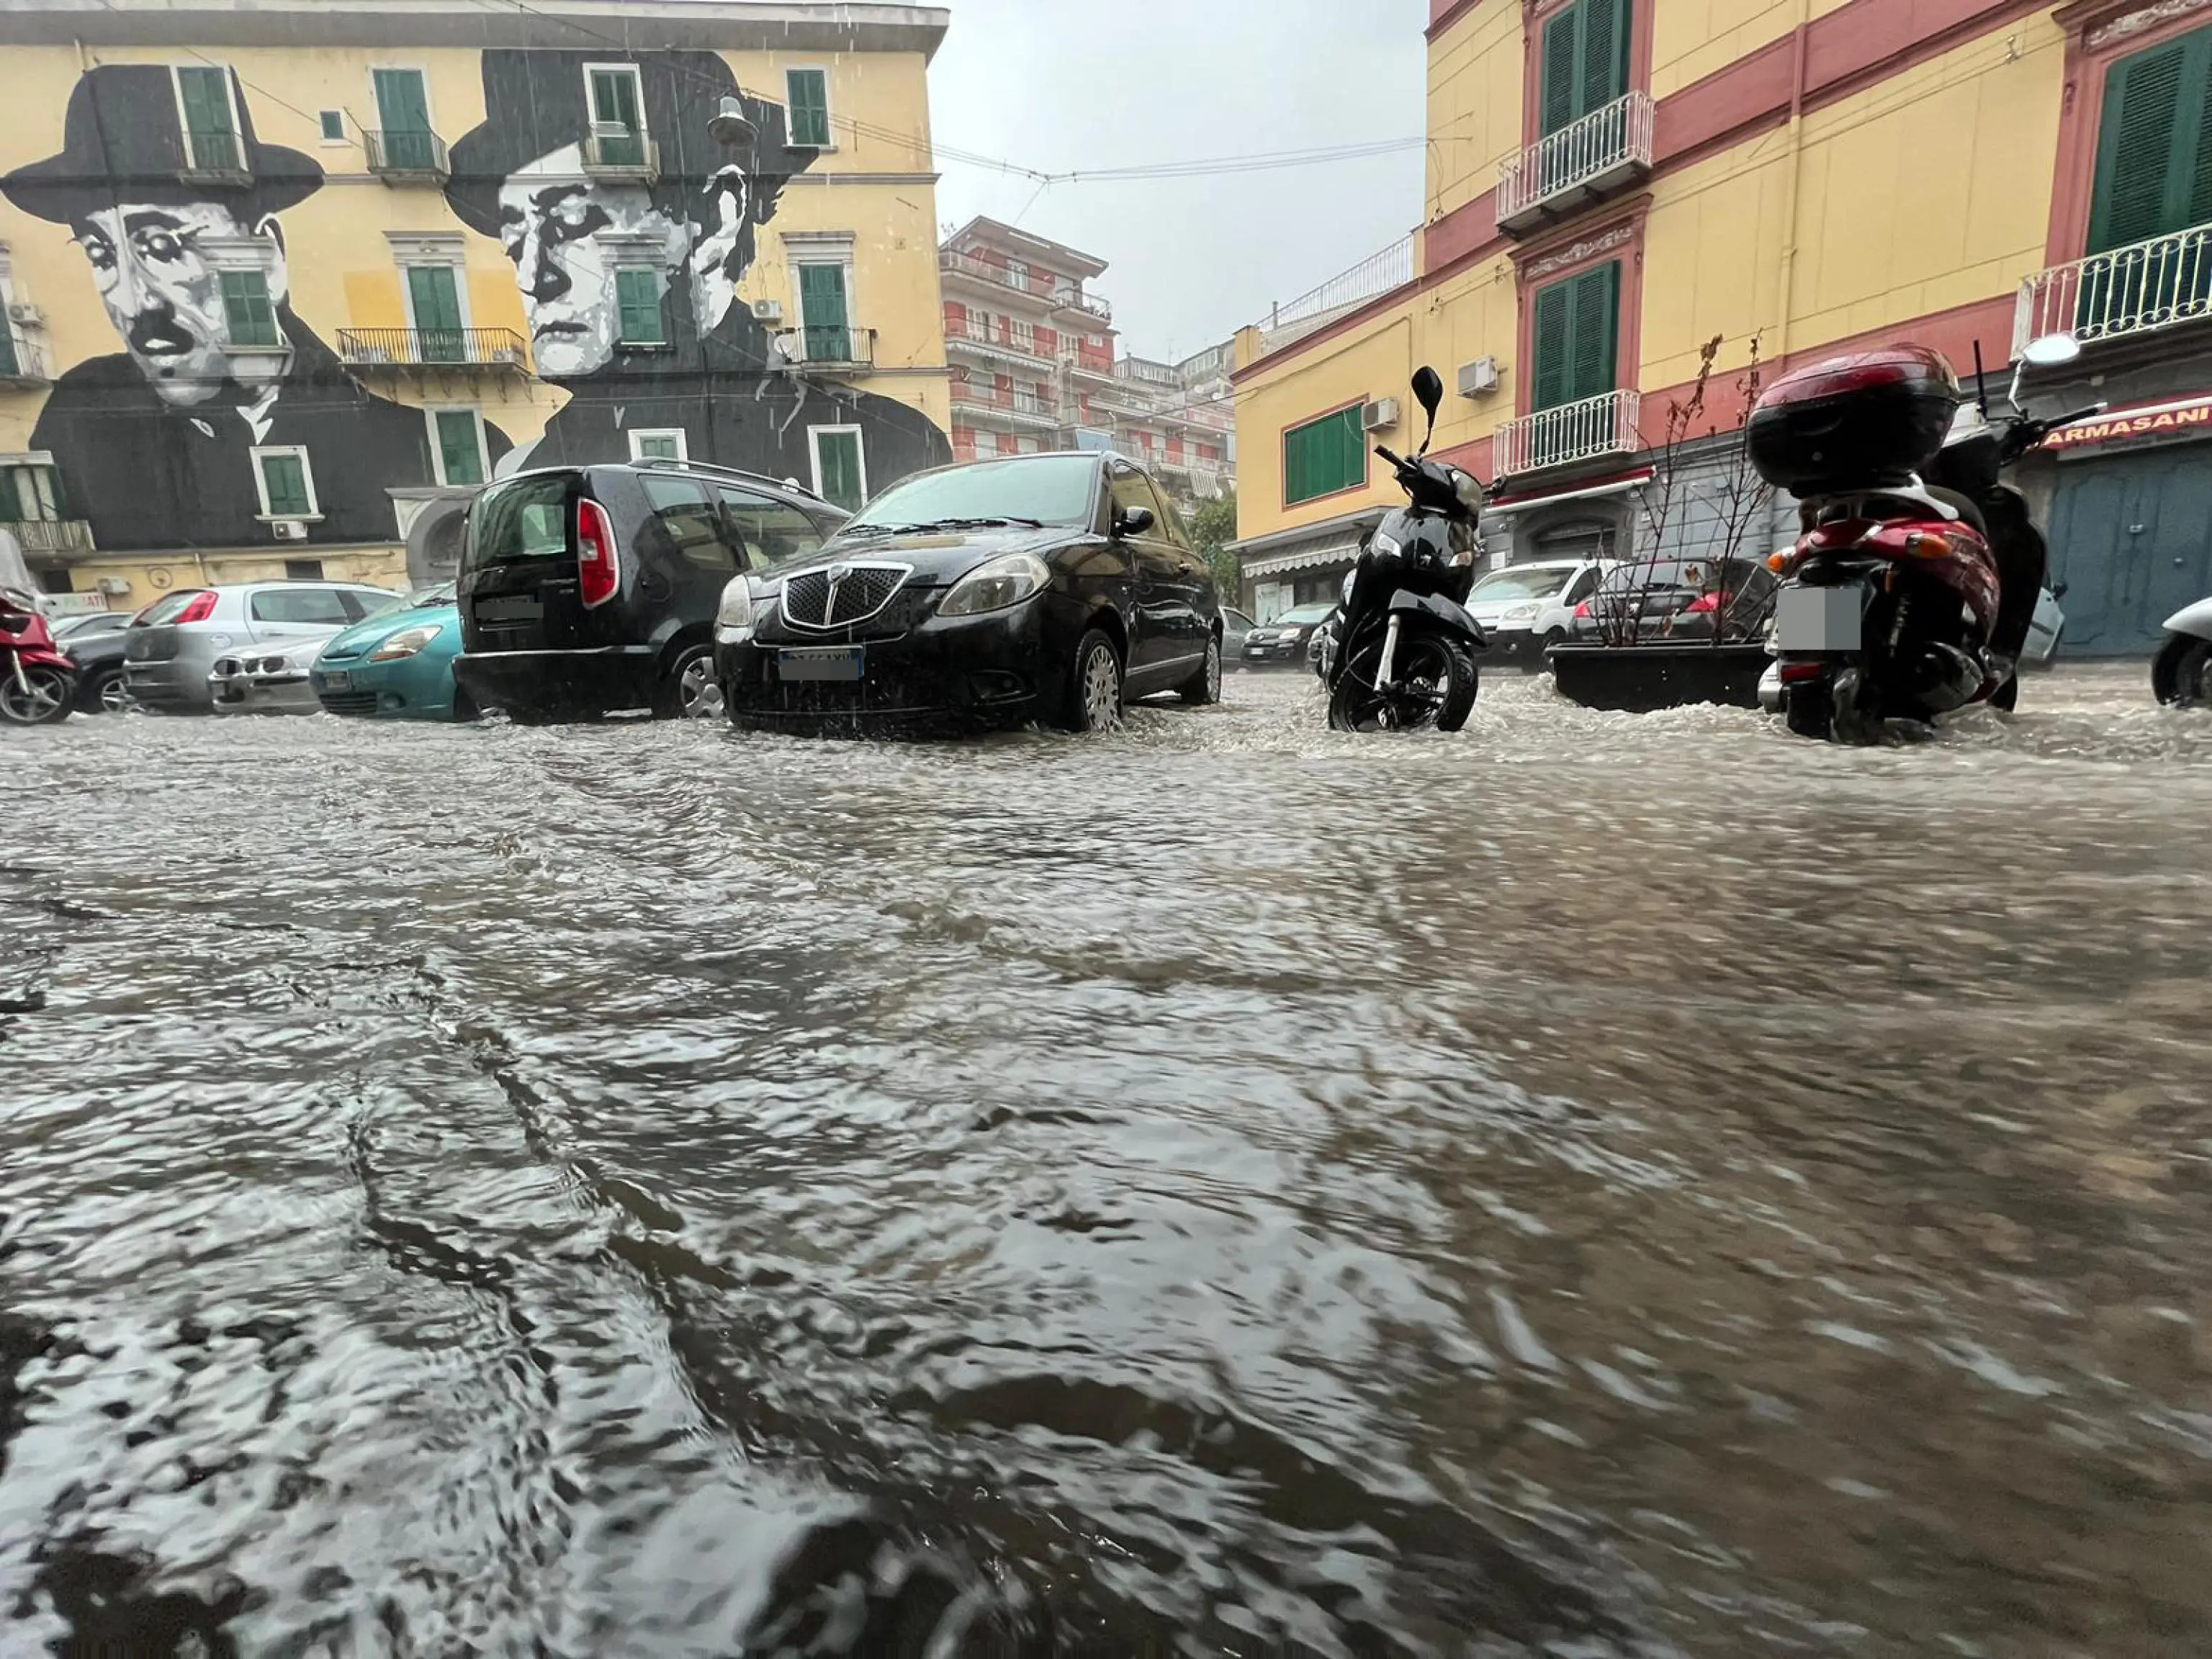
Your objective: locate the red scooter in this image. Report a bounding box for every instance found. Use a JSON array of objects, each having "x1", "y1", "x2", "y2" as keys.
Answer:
[
  {"x1": 0, "y1": 588, "x2": 78, "y2": 725},
  {"x1": 1753, "y1": 341, "x2": 2098, "y2": 742}
]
